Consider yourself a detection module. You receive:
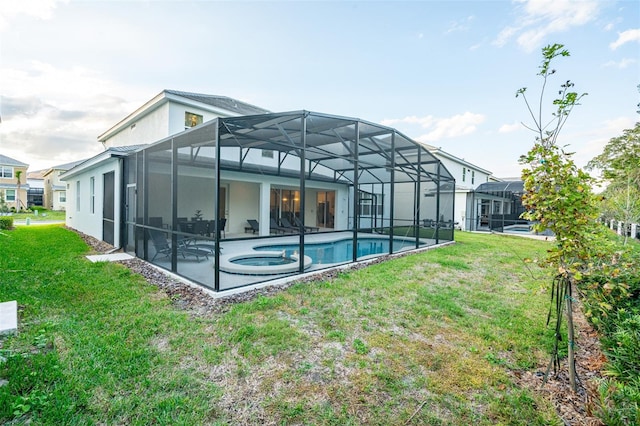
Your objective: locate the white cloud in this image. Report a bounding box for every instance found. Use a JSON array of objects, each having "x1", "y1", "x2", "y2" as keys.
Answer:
[
  {"x1": 0, "y1": 61, "x2": 147, "y2": 170},
  {"x1": 445, "y1": 15, "x2": 475, "y2": 34},
  {"x1": 0, "y1": 0, "x2": 68, "y2": 31},
  {"x1": 609, "y1": 28, "x2": 640, "y2": 50},
  {"x1": 498, "y1": 121, "x2": 524, "y2": 133},
  {"x1": 602, "y1": 58, "x2": 636, "y2": 69},
  {"x1": 571, "y1": 116, "x2": 637, "y2": 168},
  {"x1": 494, "y1": 0, "x2": 600, "y2": 52},
  {"x1": 383, "y1": 112, "x2": 486, "y2": 143}
]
